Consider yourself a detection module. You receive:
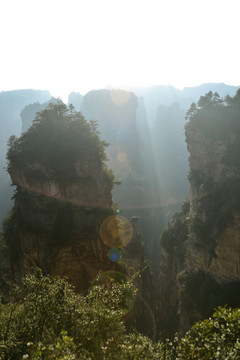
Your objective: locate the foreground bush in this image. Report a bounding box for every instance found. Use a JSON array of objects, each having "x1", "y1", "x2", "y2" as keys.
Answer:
[
  {"x1": 0, "y1": 269, "x2": 164, "y2": 359},
  {"x1": 0, "y1": 270, "x2": 240, "y2": 359},
  {"x1": 176, "y1": 306, "x2": 240, "y2": 359}
]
